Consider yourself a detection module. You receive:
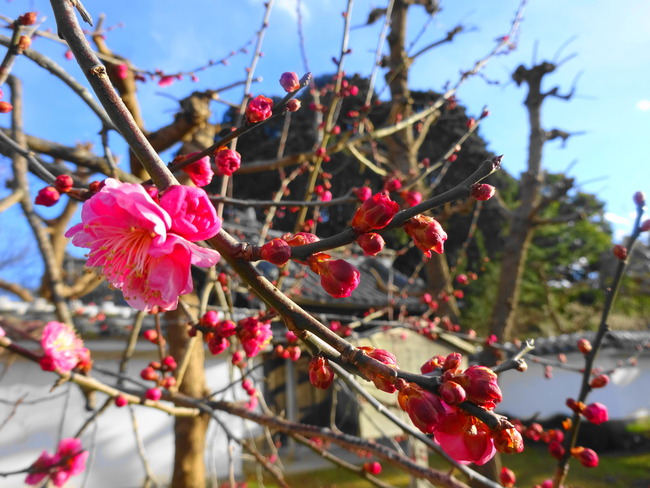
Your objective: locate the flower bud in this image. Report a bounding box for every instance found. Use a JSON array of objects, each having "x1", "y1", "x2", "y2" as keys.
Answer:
[
  {"x1": 351, "y1": 192, "x2": 399, "y2": 232},
  {"x1": 633, "y1": 191, "x2": 645, "y2": 206},
  {"x1": 499, "y1": 467, "x2": 516, "y2": 488},
  {"x1": 309, "y1": 355, "x2": 335, "y2": 389},
  {"x1": 0, "y1": 101, "x2": 12, "y2": 113},
  {"x1": 400, "y1": 190, "x2": 422, "y2": 208},
  {"x1": 403, "y1": 214, "x2": 447, "y2": 257},
  {"x1": 140, "y1": 366, "x2": 159, "y2": 382},
  {"x1": 548, "y1": 440, "x2": 565, "y2": 460},
  {"x1": 114, "y1": 395, "x2": 128, "y2": 407},
  {"x1": 54, "y1": 174, "x2": 74, "y2": 193},
  {"x1": 260, "y1": 238, "x2": 292, "y2": 265},
  {"x1": 313, "y1": 258, "x2": 360, "y2": 298},
  {"x1": 470, "y1": 183, "x2": 496, "y2": 201},
  {"x1": 162, "y1": 355, "x2": 177, "y2": 371},
  {"x1": 456, "y1": 365, "x2": 502, "y2": 408},
  {"x1": 214, "y1": 147, "x2": 241, "y2": 176},
  {"x1": 286, "y1": 99, "x2": 301, "y2": 112},
  {"x1": 493, "y1": 427, "x2": 524, "y2": 454},
  {"x1": 362, "y1": 461, "x2": 382, "y2": 475},
  {"x1": 354, "y1": 186, "x2": 372, "y2": 202},
  {"x1": 18, "y1": 12, "x2": 37, "y2": 26},
  {"x1": 35, "y1": 186, "x2": 60, "y2": 206},
  {"x1": 577, "y1": 338, "x2": 592, "y2": 355},
  {"x1": 246, "y1": 95, "x2": 273, "y2": 123},
  {"x1": 571, "y1": 446, "x2": 598, "y2": 468},
  {"x1": 17, "y1": 35, "x2": 31, "y2": 51},
  {"x1": 358, "y1": 346, "x2": 398, "y2": 393},
  {"x1": 590, "y1": 374, "x2": 609, "y2": 388},
  {"x1": 396, "y1": 380, "x2": 444, "y2": 434},
  {"x1": 145, "y1": 387, "x2": 162, "y2": 401},
  {"x1": 443, "y1": 352, "x2": 462, "y2": 371},
  {"x1": 356, "y1": 232, "x2": 385, "y2": 256},
  {"x1": 566, "y1": 398, "x2": 585, "y2": 413},
  {"x1": 420, "y1": 355, "x2": 445, "y2": 374},
  {"x1": 279, "y1": 72, "x2": 300, "y2": 92},
  {"x1": 439, "y1": 380, "x2": 466, "y2": 405},
  {"x1": 641, "y1": 219, "x2": 650, "y2": 232},
  {"x1": 612, "y1": 244, "x2": 627, "y2": 260},
  {"x1": 583, "y1": 402, "x2": 608, "y2": 425}
]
